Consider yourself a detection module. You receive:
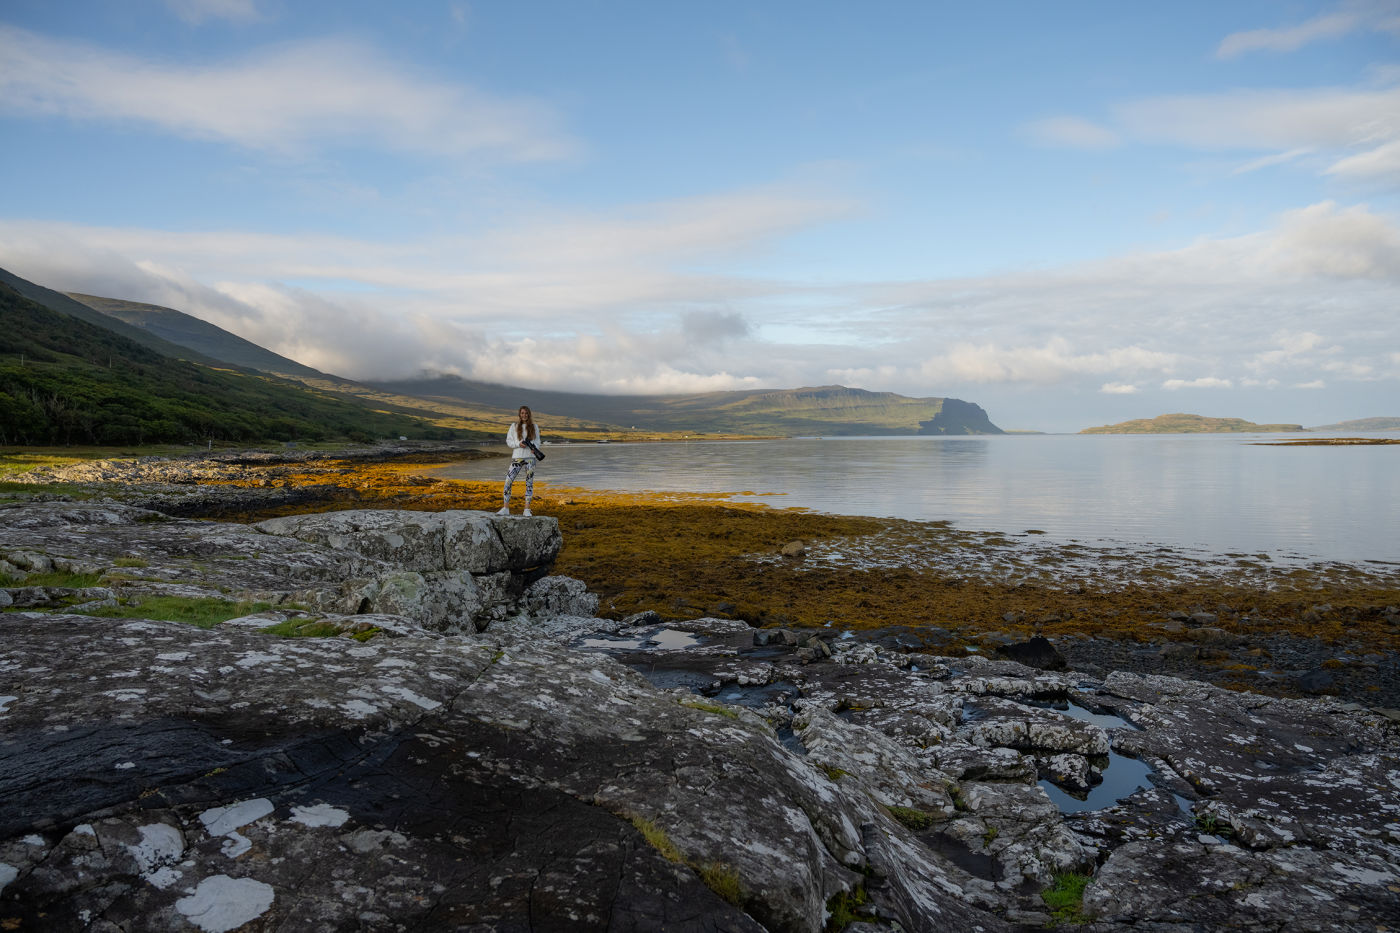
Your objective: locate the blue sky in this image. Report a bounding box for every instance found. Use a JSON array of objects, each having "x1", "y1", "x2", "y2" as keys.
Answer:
[{"x1": 1, "y1": 0, "x2": 1397, "y2": 432}]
